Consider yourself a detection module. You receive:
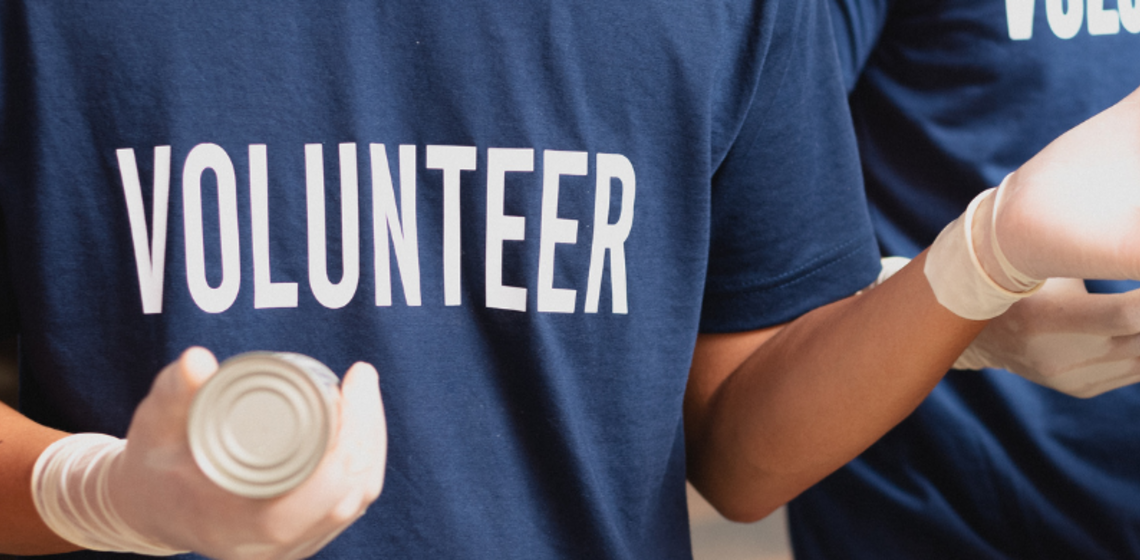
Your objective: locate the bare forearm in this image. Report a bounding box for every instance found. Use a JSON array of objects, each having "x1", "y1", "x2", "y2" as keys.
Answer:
[
  {"x1": 686, "y1": 251, "x2": 985, "y2": 521},
  {"x1": 0, "y1": 402, "x2": 77, "y2": 554}
]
